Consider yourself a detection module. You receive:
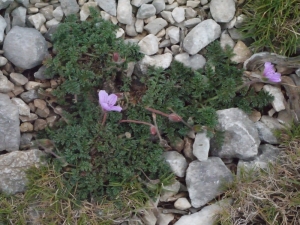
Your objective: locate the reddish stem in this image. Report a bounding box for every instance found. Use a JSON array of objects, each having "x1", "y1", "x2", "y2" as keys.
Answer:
[
  {"x1": 102, "y1": 111, "x2": 107, "y2": 126},
  {"x1": 145, "y1": 107, "x2": 169, "y2": 117},
  {"x1": 119, "y1": 119, "x2": 153, "y2": 127}
]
